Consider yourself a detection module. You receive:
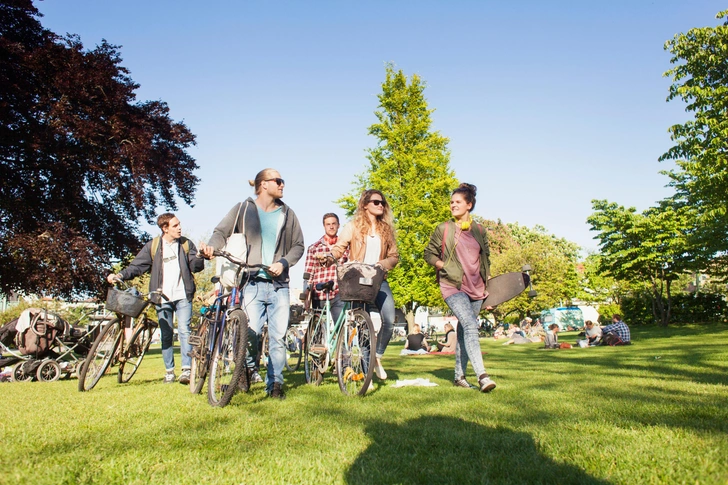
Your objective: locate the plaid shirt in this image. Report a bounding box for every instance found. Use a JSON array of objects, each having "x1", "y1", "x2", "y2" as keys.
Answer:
[
  {"x1": 602, "y1": 320, "x2": 630, "y2": 342},
  {"x1": 303, "y1": 236, "x2": 348, "y2": 300}
]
